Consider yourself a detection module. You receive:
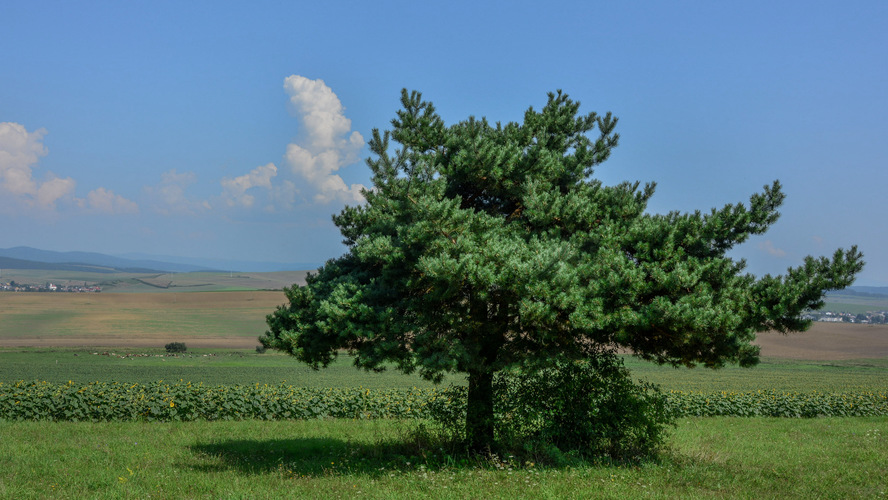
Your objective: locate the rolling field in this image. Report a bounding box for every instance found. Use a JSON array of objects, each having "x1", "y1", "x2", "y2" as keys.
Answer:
[
  {"x1": 1, "y1": 290, "x2": 887, "y2": 391},
  {"x1": 3, "y1": 290, "x2": 888, "y2": 355},
  {"x1": 0, "y1": 291, "x2": 287, "y2": 348}
]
